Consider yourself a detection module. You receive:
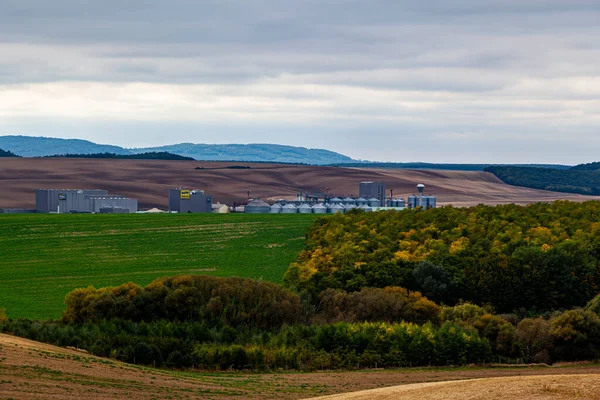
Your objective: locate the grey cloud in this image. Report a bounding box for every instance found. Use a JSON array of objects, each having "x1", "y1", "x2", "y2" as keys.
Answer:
[{"x1": 1, "y1": 1, "x2": 599, "y2": 163}]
